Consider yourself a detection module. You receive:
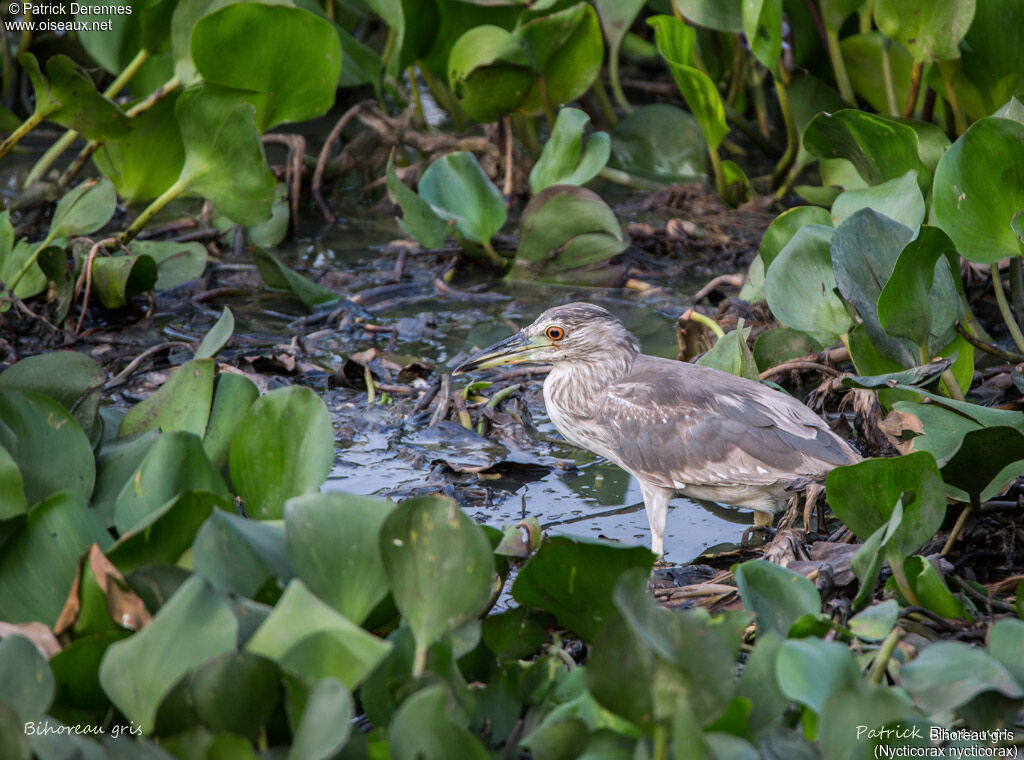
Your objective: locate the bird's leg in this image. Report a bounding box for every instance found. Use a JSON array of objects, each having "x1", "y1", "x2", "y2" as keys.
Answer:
[
  {"x1": 741, "y1": 509, "x2": 776, "y2": 546},
  {"x1": 640, "y1": 484, "x2": 671, "y2": 560}
]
